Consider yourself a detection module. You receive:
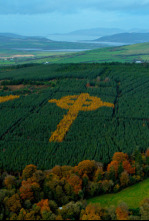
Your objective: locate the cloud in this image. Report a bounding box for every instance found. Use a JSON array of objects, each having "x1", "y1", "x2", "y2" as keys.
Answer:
[
  {"x1": 1, "y1": 8, "x2": 149, "y2": 36},
  {"x1": 1, "y1": 0, "x2": 149, "y2": 14}
]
